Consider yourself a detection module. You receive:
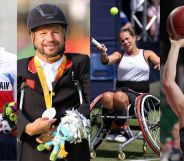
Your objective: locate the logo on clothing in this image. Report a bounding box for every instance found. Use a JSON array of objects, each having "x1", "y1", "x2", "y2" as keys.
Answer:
[
  {"x1": 0, "y1": 81, "x2": 9, "y2": 90},
  {"x1": 0, "y1": 73, "x2": 14, "y2": 91}
]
